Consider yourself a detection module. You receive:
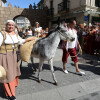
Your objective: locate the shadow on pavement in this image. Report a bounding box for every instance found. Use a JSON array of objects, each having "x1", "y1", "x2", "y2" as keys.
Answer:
[
  {"x1": 19, "y1": 63, "x2": 63, "y2": 84},
  {"x1": 78, "y1": 53, "x2": 100, "y2": 75},
  {"x1": 78, "y1": 64, "x2": 100, "y2": 75},
  {"x1": 70, "y1": 59, "x2": 100, "y2": 75}
]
